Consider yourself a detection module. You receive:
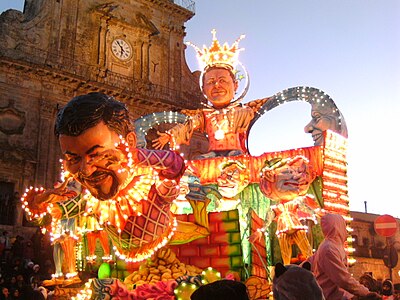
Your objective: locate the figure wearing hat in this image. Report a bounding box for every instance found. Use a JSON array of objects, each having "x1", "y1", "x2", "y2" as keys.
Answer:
[{"x1": 153, "y1": 29, "x2": 269, "y2": 159}]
